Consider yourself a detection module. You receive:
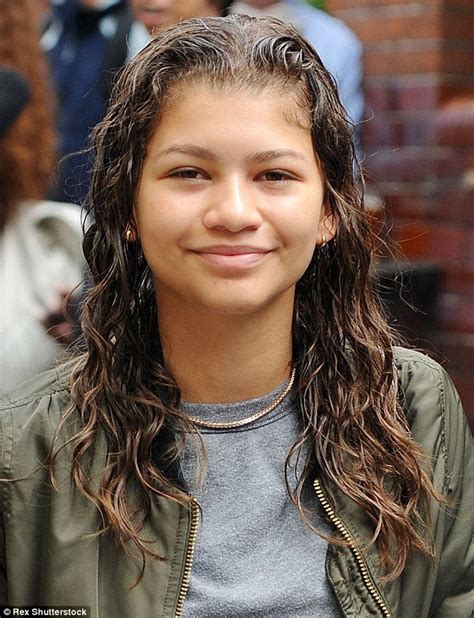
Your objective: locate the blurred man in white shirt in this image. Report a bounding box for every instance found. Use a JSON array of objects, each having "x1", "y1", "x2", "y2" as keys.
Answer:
[{"x1": 232, "y1": 0, "x2": 364, "y2": 125}]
